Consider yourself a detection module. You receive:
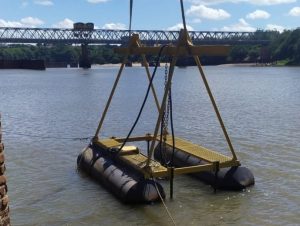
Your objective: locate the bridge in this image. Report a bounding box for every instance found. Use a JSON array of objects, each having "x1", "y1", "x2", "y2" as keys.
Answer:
[
  {"x1": 0, "y1": 27, "x2": 273, "y2": 45},
  {"x1": 0, "y1": 27, "x2": 275, "y2": 68}
]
